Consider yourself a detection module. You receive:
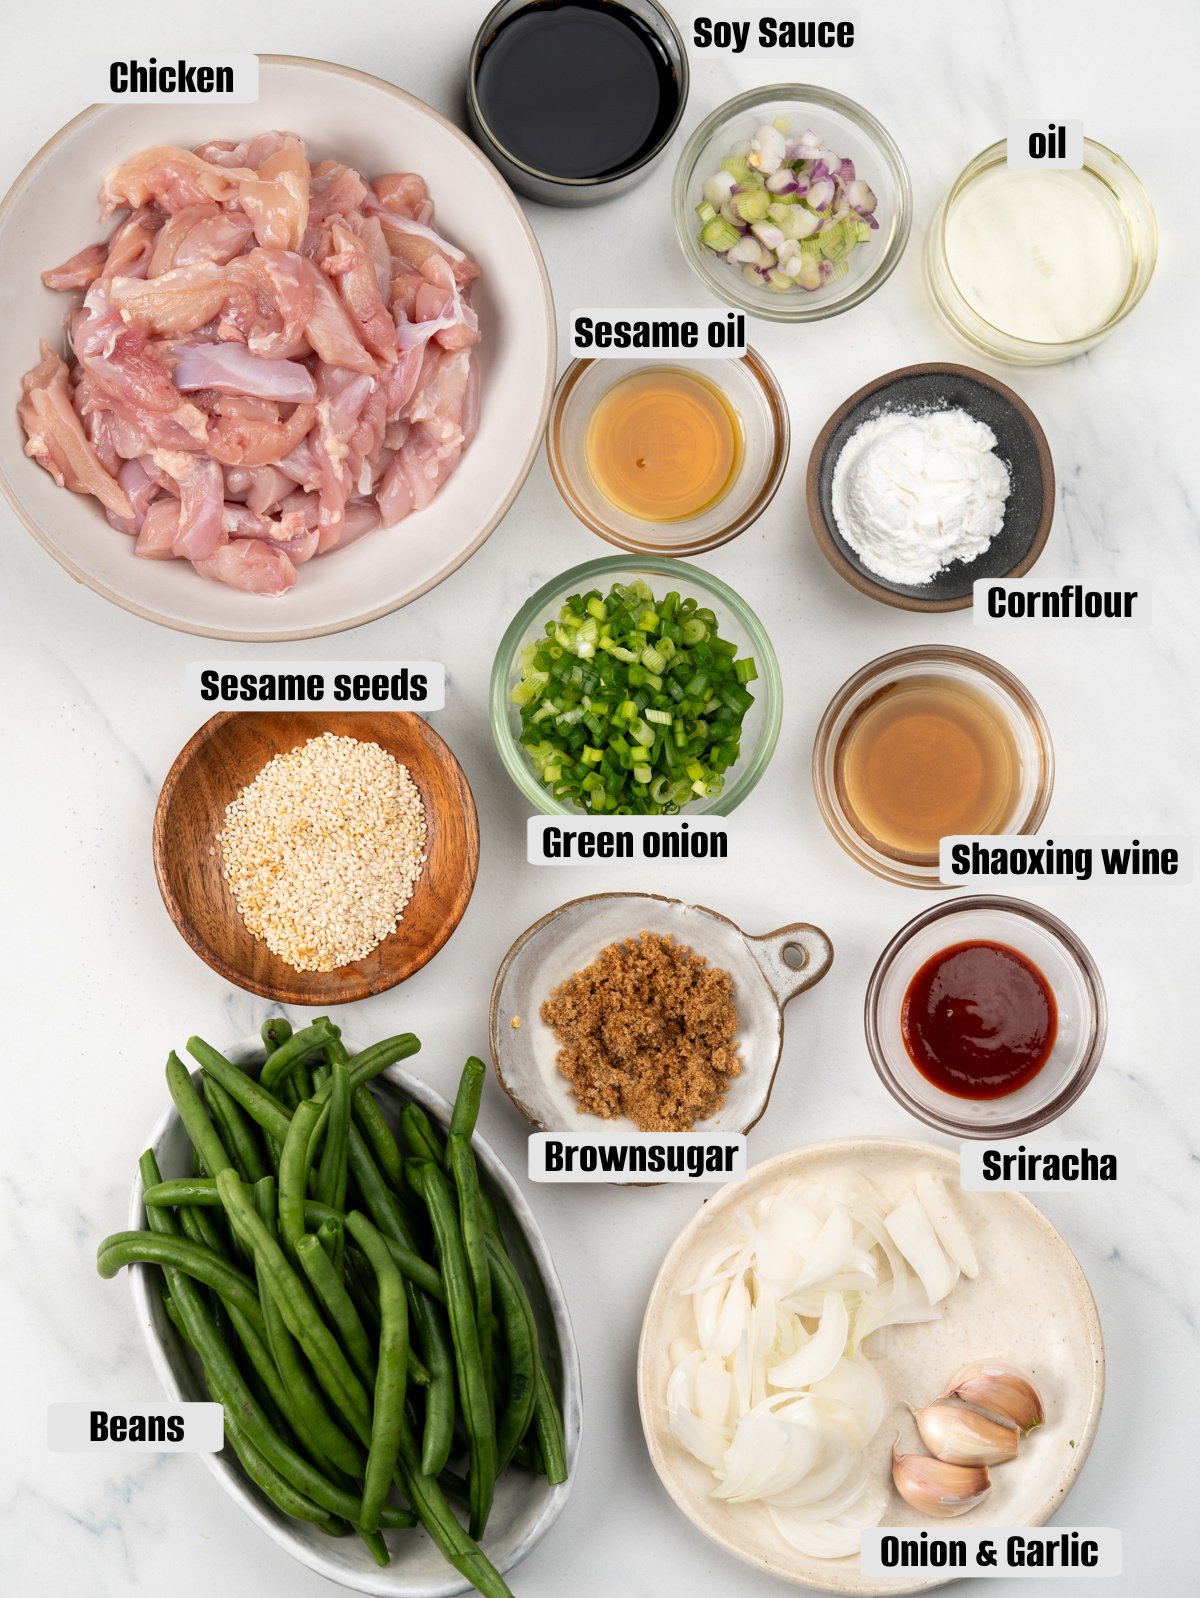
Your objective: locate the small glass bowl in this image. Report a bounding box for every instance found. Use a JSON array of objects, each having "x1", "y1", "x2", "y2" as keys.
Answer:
[
  {"x1": 926, "y1": 138, "x2": 1158, "y2": 363},
  {"x1": 467, "y1": 0, "x2": 689, "y2": 206},
  {"x1": 812, "y1": 645, "x2": 1054, "y2": 888},
  {"x1": 545, "y1": 349, "x2": 790, "y2": 556},
  {"x1": 865, "y1": 895, "x2": 1107, "y2": 1138},
  {"x1": 490, "y1": 555, "x2": 782, "y2": 816},
  {"x1": 672, "y1": 84, "x2": 911, "y2": 324}
]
